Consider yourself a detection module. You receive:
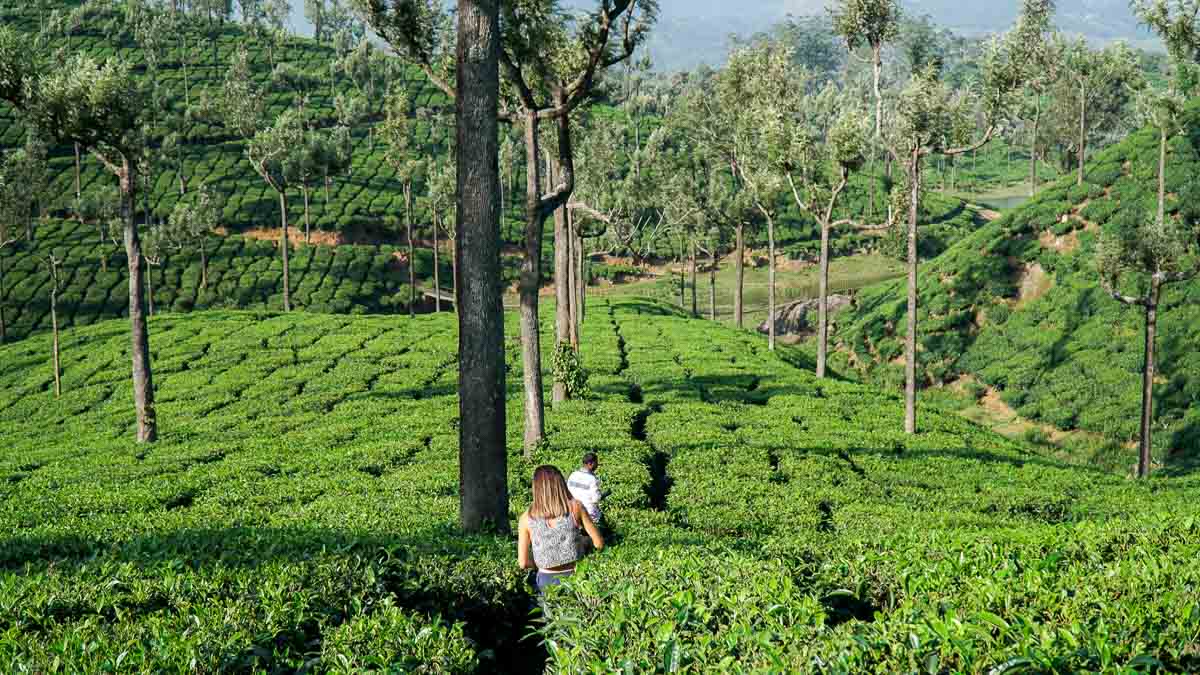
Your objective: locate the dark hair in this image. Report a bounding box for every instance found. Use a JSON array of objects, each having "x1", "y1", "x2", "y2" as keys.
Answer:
[{"x1": 582, "y1": 452, "x2": 598, "y2": 467}]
